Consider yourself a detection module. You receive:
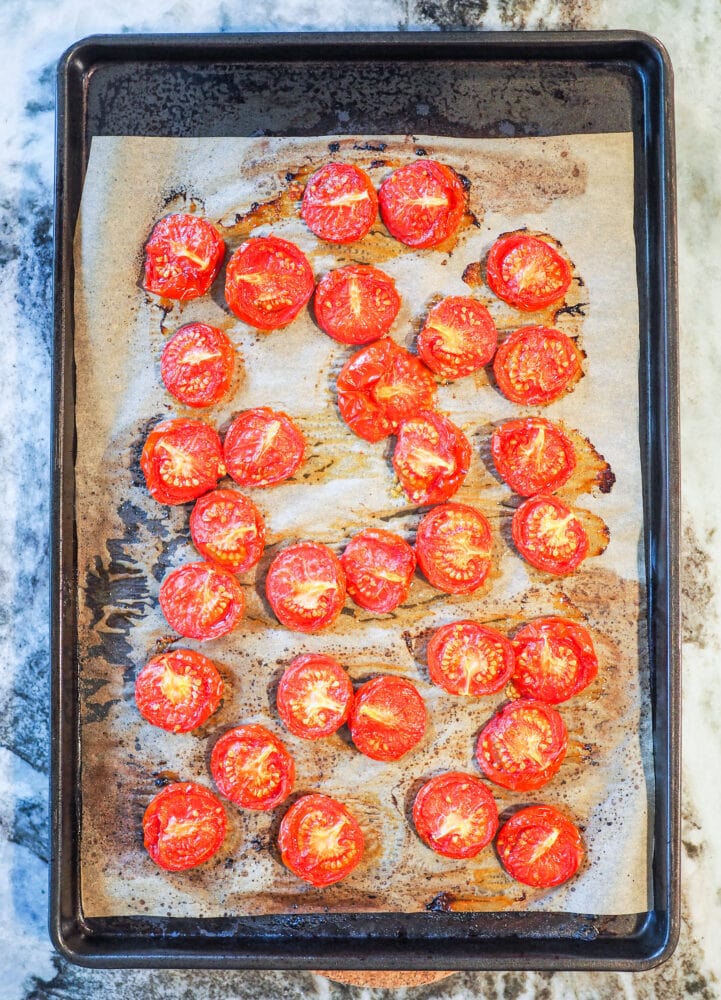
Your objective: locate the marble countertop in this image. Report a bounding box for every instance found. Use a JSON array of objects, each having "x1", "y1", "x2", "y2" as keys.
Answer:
[{"x1": 1, "y1": 0, "x2": 718, "y2": 997}]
